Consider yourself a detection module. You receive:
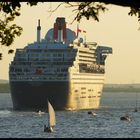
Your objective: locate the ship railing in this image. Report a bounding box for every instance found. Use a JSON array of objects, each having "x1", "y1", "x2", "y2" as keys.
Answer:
[
  {"x1": 10, "y1": 76, "x2": 68, "y2": 81},
  {"x1": 86, "y1": 42, "x2": 97, "y2": 46},
  {"x1": 16, "y1": 49, "x2": 25, "y2": 52}
]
